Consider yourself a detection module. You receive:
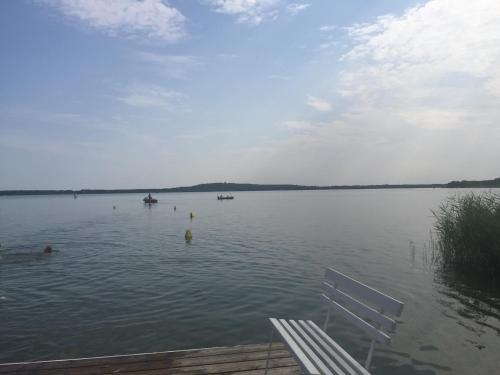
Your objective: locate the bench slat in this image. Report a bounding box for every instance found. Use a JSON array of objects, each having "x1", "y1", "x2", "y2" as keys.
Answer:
[
  {"x1": 299, "y1": 320, "x2": 369, "y2": 375},
  {"x1": 325, "y1": 268, "x2": 404, "y2": 317},
  {"x1": 289, "y1": 320, "x2": 351, "y2": 375},
  {"x1": 269, "y1": 318, "x2": 320, "y2": 375},
  {"x1": 320, "y1": 294, "x2": 390, "y2": 345},
  {"x1": 303, "y1": 321, "x2": 370, "y2": 375},
  {"x1": 322, "y1": 282, "x2": 396, "y2": 332},
  {"x1": 279, "y1": 320, "x2": 335, "y2": 375}
]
